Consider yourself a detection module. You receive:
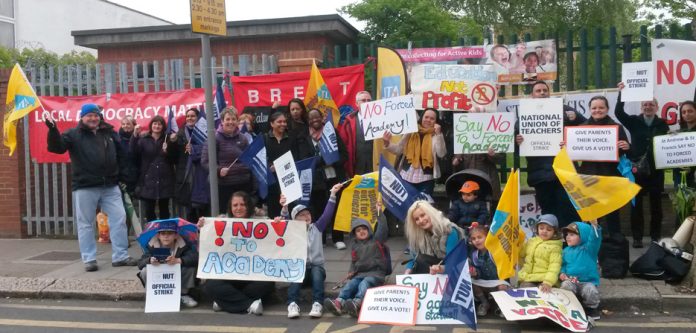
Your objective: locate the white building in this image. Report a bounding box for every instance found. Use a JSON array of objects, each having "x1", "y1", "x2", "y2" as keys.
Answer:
[{"x1": 0, "y1": 0, "x2": 172, "y2": 54}]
